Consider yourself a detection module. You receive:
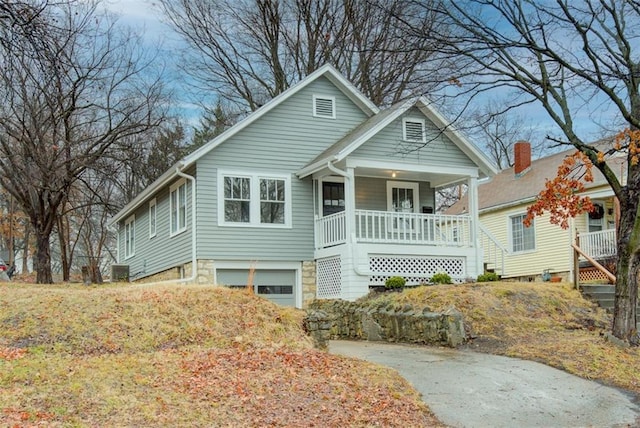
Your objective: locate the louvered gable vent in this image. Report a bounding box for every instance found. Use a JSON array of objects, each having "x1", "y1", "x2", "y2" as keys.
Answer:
[
  {"x1": 403, "y1": 118, "x2": 425, "y2": 142},
  {"x1": 313, "y1": 95, "x2": 335, "y2": 118}
]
